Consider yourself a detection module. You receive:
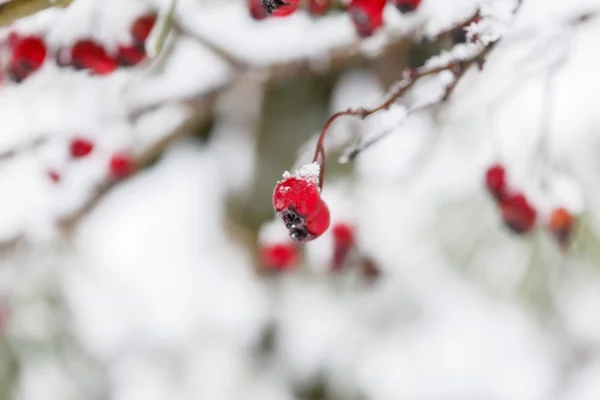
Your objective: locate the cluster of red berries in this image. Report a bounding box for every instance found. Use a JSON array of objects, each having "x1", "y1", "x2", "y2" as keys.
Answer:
[
  {"x1": 485, "y1": 164, "x2": 576, "y2": 248},
  {"x1": 248, "y1": 0, "x2": 421, "y2": 38},
  {"x1": 48, "y1": 137, "x2": 135, "y2": 183},
  {"x1": 3, "y1": 13, "x2": 156, "y2": 83}
]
